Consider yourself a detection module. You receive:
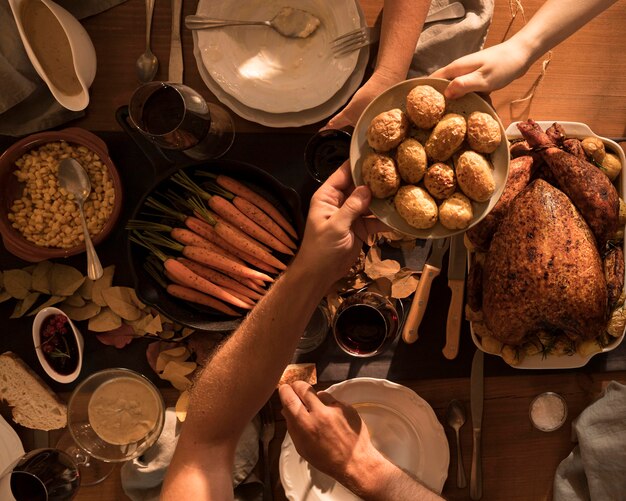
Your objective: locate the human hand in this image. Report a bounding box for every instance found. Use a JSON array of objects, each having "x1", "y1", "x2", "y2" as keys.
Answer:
[
  {"x1": 431, "y1": 40, "x2": 533, "y2": 99},
  {"x1": 294, "y1": 161, "x2": 387, "y2": 288},
  {"x1": 279, "y1": 381, "x2": 384, "y2": 484}
]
